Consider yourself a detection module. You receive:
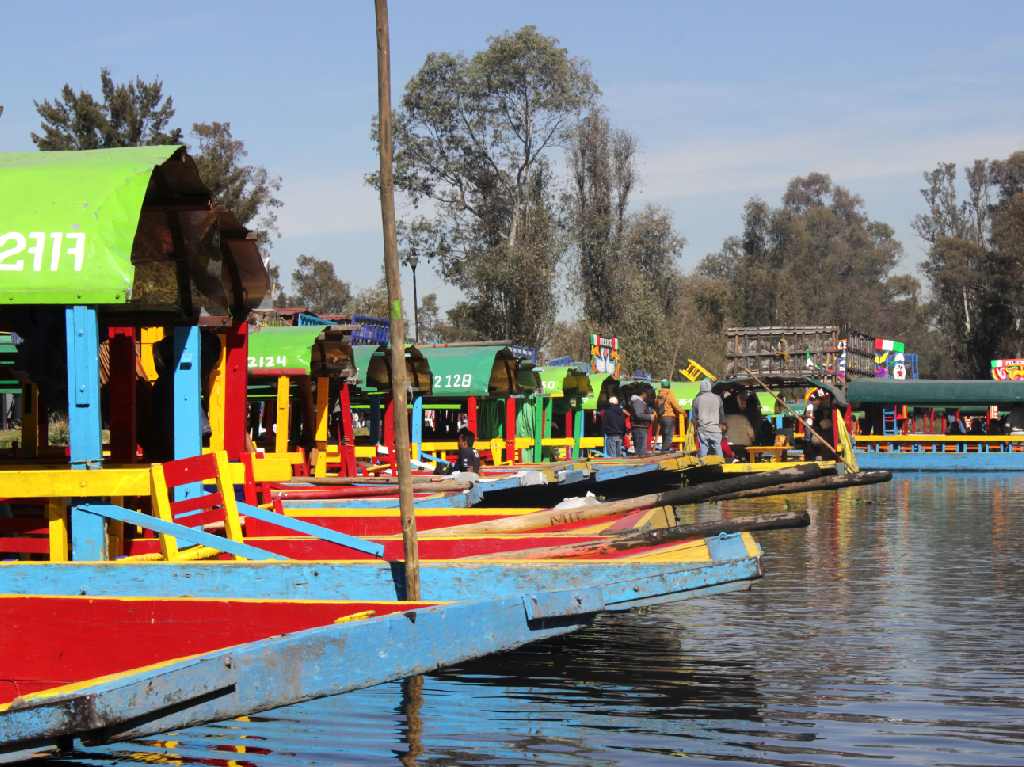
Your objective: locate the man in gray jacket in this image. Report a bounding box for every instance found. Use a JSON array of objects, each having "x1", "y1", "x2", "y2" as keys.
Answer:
[{"x1": 692, "y1": 379, "x2": 725, "y2": 457}]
